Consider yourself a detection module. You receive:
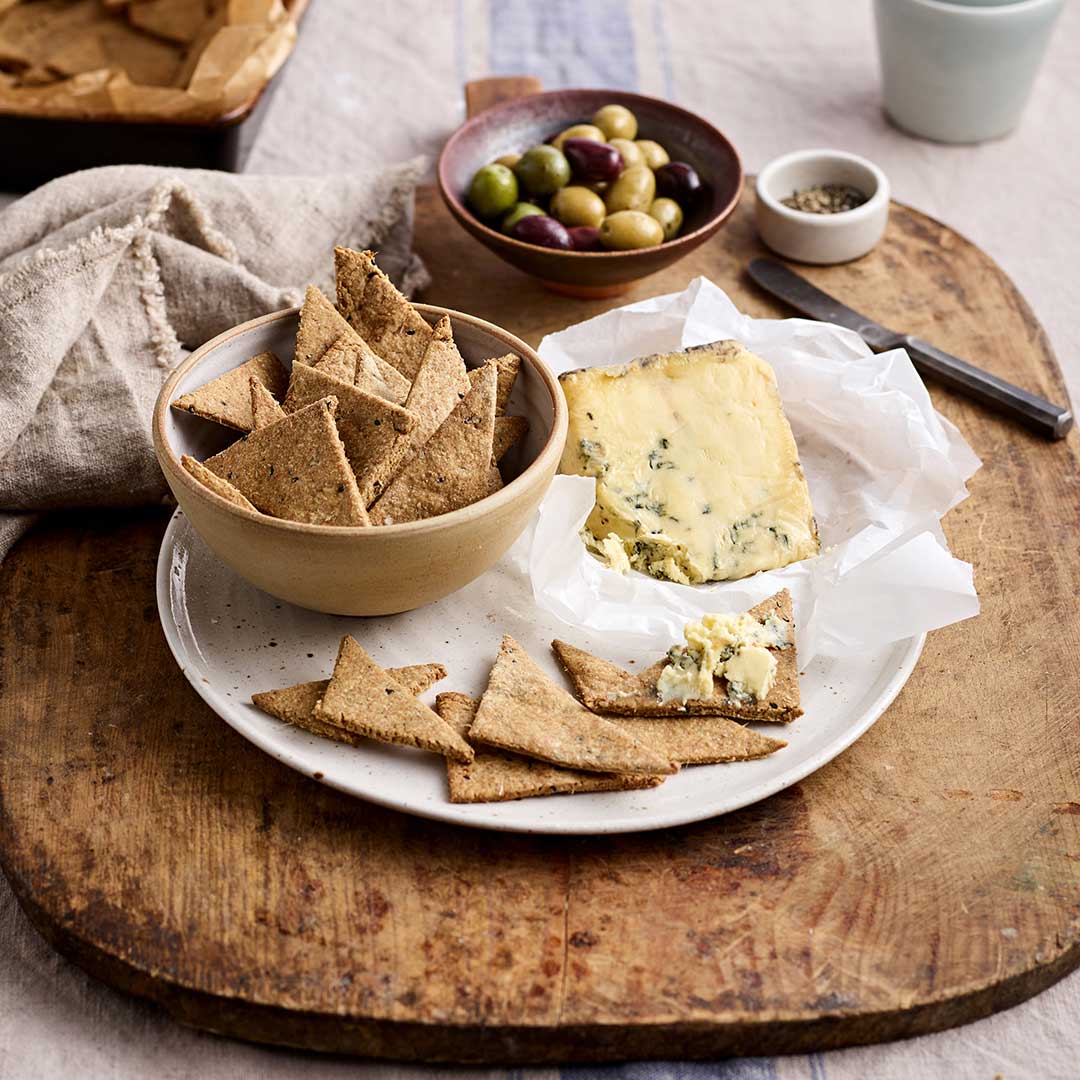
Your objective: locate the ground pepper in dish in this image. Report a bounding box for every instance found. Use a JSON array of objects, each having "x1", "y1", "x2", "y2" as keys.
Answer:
[{"x1": 781, "y1": 184, "x2": 867, "y2": 214}]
